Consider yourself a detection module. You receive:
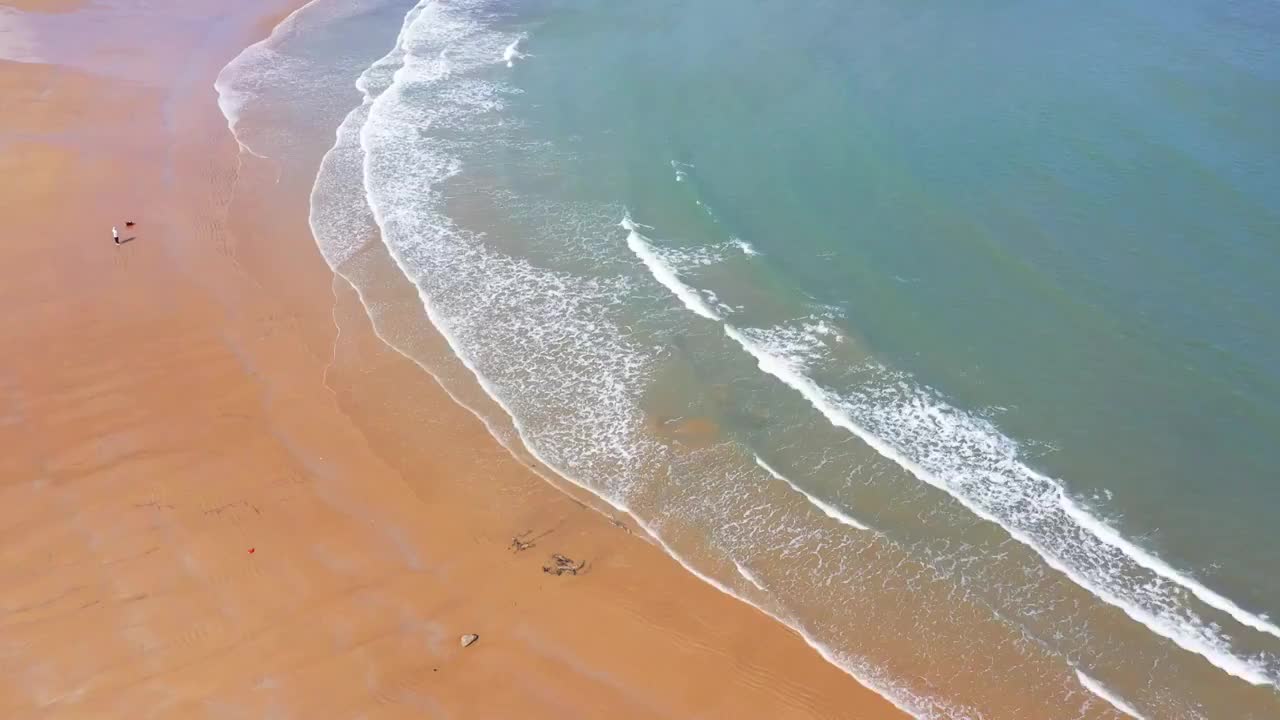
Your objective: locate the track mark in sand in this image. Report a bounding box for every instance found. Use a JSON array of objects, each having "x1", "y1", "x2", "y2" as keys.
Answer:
[
  {"x1": 510, "y1": 526, "x2": 559, "y2": 553},
  {"x1": 173, "y1": 615, "x2": 226, "y2": 654},
  {"x1": 202, "y1": 499, "x2": 262, "y2": 518},
  {"x1": 8, "y1": 584, "x2": 91, "y2": 615}
]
